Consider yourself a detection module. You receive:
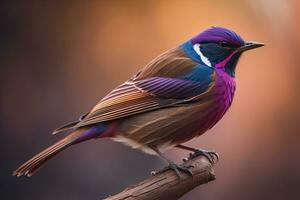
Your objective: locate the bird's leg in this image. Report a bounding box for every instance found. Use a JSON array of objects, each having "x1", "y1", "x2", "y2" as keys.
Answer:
[
  {"x1": 176, "y1": 144, "x2": 219, "y2": 164},
  {"x1": 150, "y1": 146, "x2": 193, "y2": 179}
]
